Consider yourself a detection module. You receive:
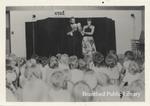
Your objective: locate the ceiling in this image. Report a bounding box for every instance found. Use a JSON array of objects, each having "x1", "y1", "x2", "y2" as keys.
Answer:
[{"x1": 6, "y1": 6, "x2": 144, "y2": 11}]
